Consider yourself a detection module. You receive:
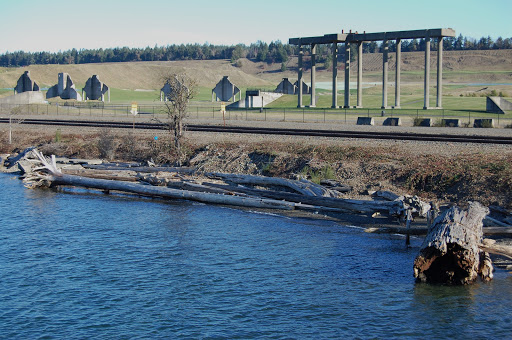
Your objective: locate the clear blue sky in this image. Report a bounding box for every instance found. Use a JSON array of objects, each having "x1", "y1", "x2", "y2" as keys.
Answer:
[{"x1": 1, "y1": 0, "x2": 511, "y2": 53}]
